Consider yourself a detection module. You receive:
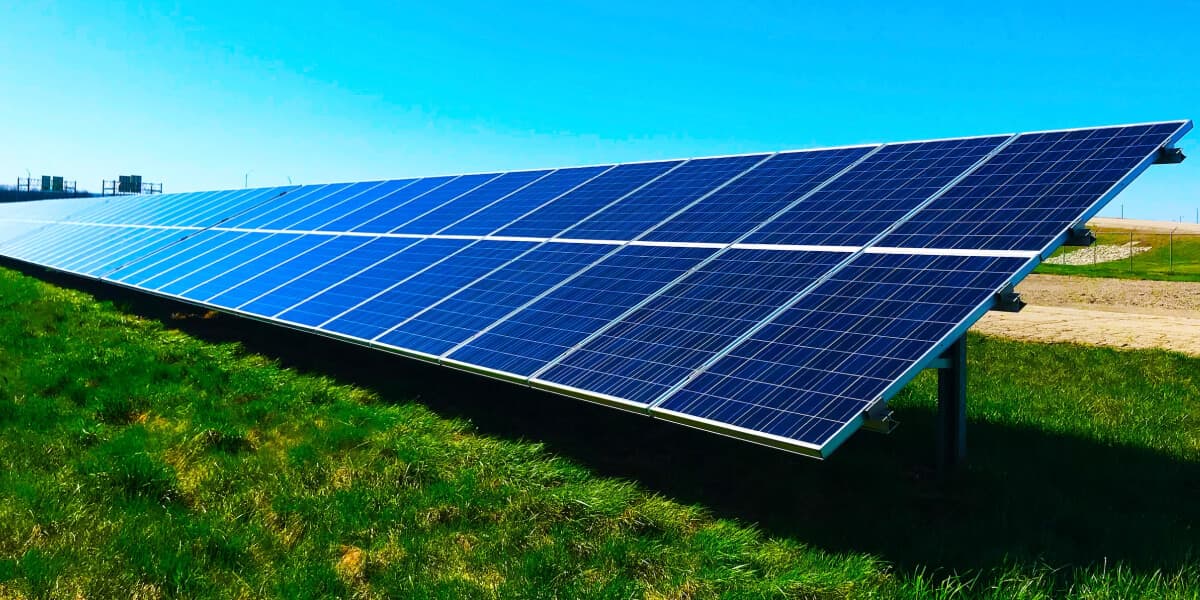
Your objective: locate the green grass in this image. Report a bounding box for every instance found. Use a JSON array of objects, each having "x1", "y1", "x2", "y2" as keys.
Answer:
[
  {"x1": 0, "y1": 265, "x2": 1198, "y2": 599},
  {"x1": 1035, "y1": 229, "x2": 1200, "y2": 281}
]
